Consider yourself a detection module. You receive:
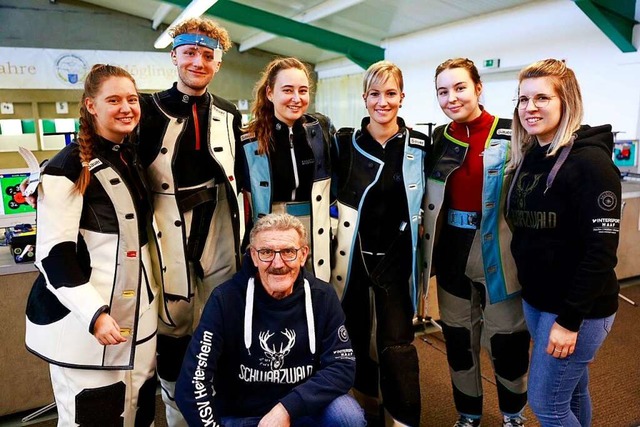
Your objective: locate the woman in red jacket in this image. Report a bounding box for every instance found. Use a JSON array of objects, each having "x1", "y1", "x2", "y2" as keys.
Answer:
[{"x1": 425, "y1": 58, "x2": 530, "y2": 427}]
